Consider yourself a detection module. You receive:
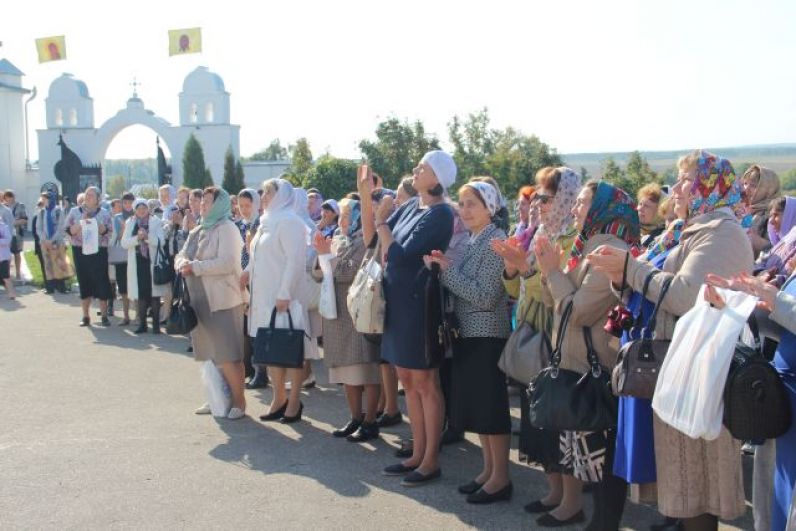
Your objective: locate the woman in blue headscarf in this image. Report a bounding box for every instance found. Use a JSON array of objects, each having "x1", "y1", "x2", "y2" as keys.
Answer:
[
  {"x1": 36, "y1": 190, "x2": 69, "y2": 294},
  {"x1": 311, "y1": 198, "x2": 382, "y2": 442}
]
